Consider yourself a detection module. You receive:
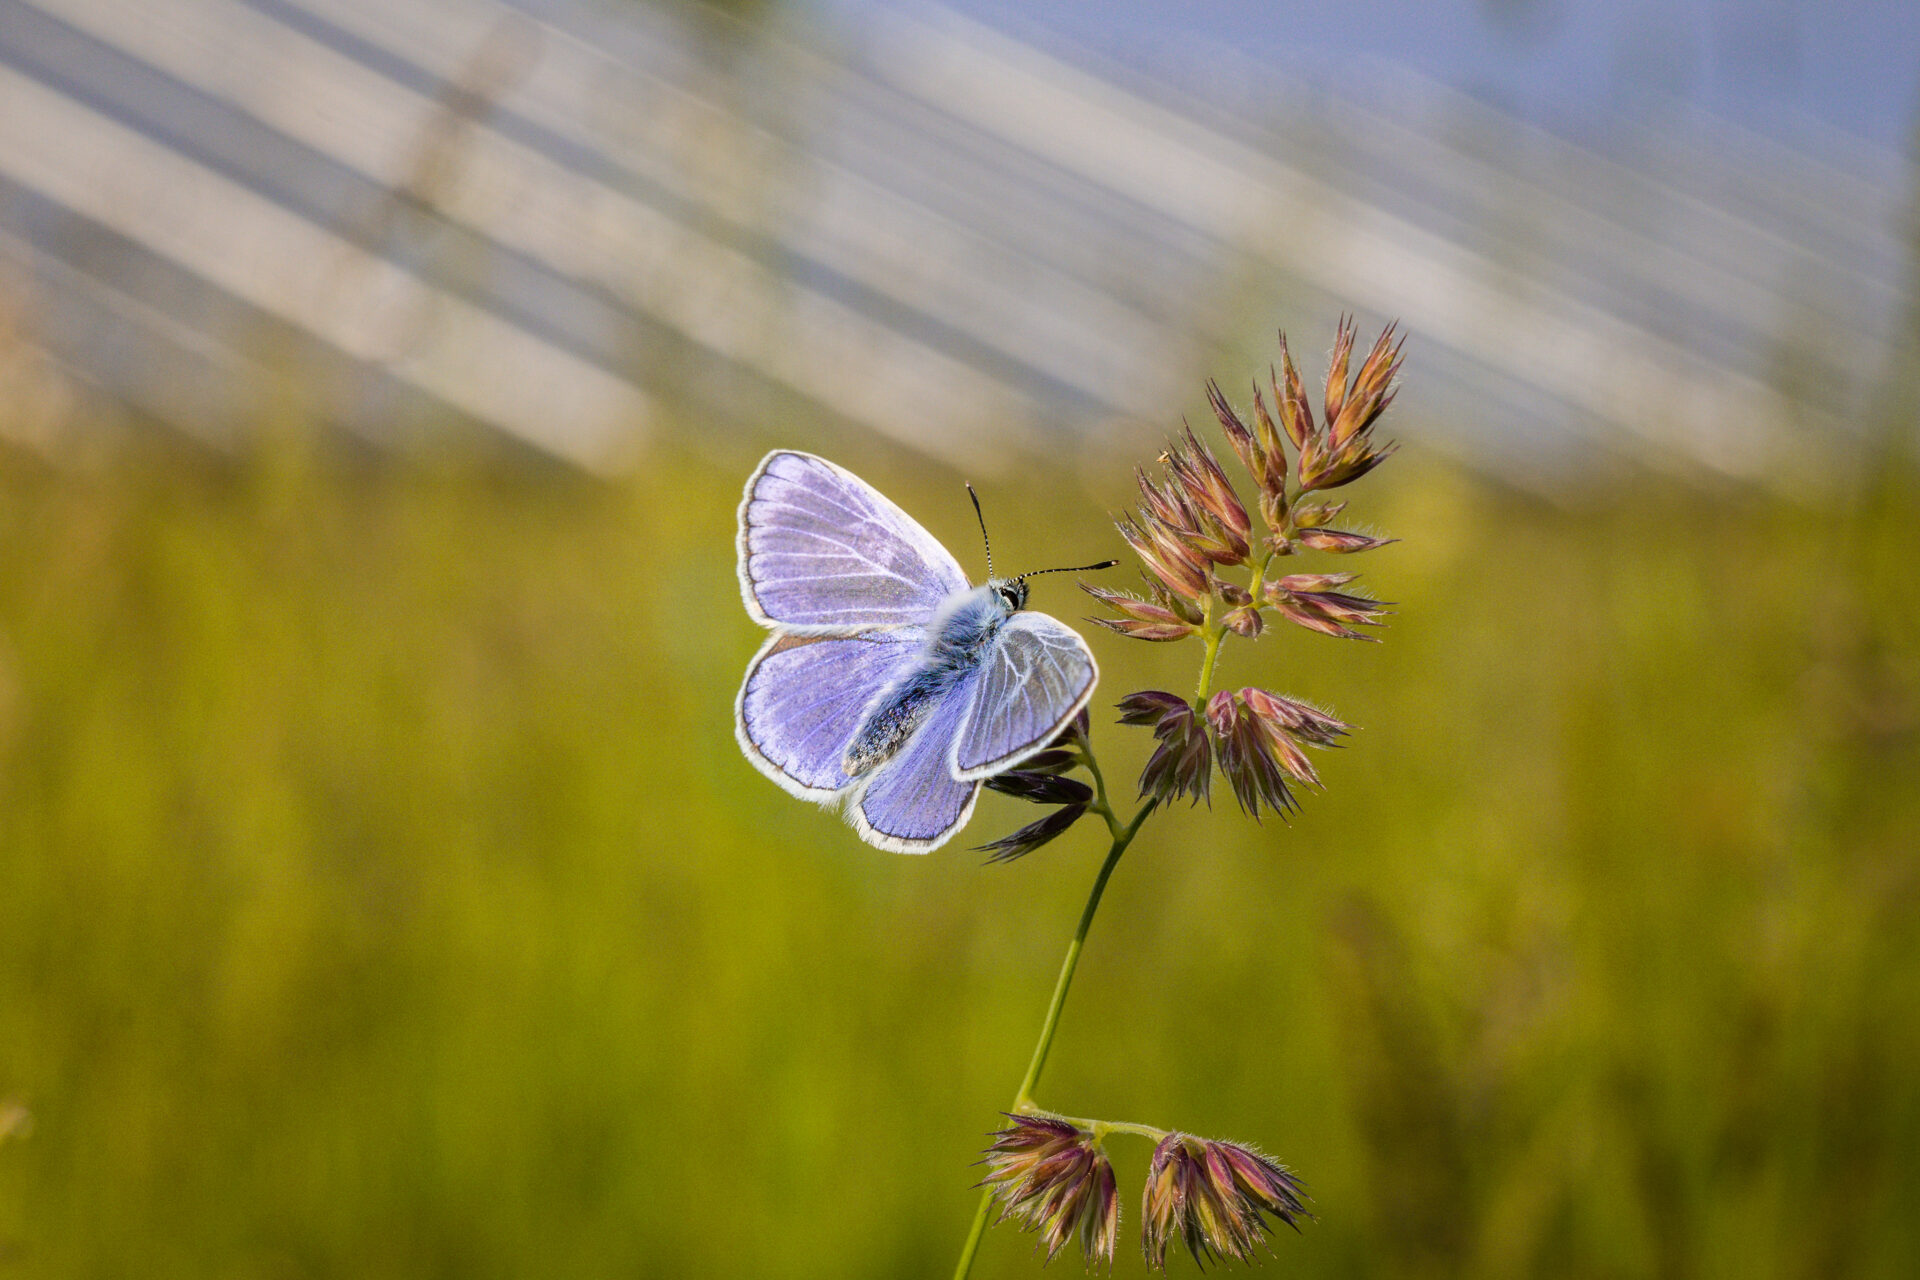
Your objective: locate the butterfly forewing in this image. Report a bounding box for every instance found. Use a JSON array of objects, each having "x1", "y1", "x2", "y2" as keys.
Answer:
[
  {"x1": 952, "y1": 613, "x2": 1098, "y2": 780},
  {"x1": 736, "y1": 630, "x2": 927, "y2": 800},
  {"x1": 738, "y1": 451, "x2": 971, "y2": 634}
]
